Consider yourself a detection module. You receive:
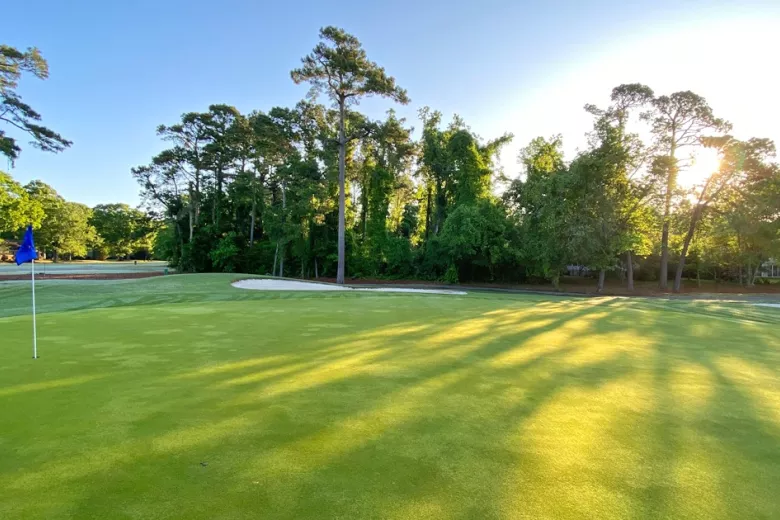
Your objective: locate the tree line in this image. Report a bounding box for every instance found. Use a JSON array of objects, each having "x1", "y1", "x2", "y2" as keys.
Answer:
[
  {"x1": 0, "y1": 172, "x2": 157, "y2": 261},
  {"x1": 3, "y1": 31, "x2": 779, "y2": 288},
  {"x1": 130, "y1": 27, "x2": 778, "y2": 290},
  {"x1": 1, "y1": 44, "x2": 157, "y2": 262}
]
